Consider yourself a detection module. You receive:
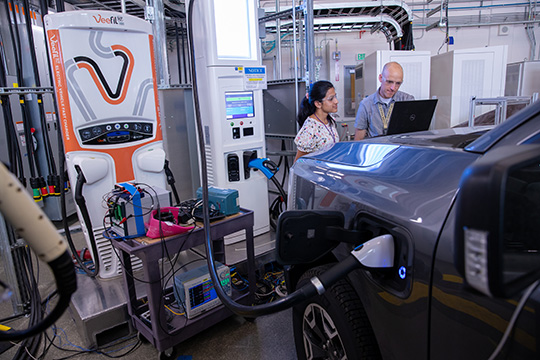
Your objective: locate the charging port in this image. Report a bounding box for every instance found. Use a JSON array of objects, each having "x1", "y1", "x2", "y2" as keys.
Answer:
[{"x1": 243, "y1": 151, "x2": 257, "y2": 179}]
